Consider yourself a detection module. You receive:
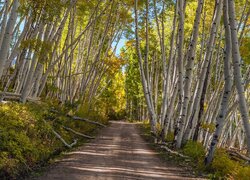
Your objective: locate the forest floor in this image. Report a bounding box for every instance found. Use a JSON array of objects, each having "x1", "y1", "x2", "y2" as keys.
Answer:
[{"x1": 32, "y1": 121, "x2": 204, "y2": 180}]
